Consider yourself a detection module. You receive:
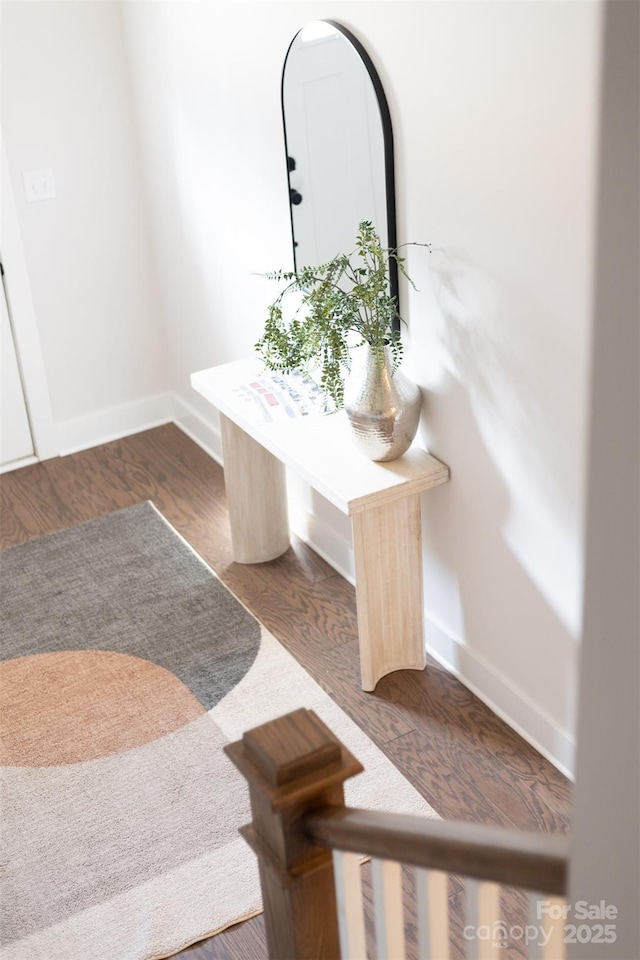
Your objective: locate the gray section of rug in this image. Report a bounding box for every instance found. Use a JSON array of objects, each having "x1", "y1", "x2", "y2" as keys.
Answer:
[{"x1": 0, "y1": 502, "x2": 260, "y2": 709}]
